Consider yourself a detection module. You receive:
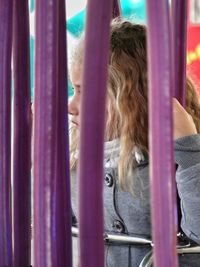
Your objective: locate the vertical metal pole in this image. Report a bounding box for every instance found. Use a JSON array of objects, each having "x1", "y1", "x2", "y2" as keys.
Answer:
[
  {"x1": 146, "y1": 0, "x2": 178, "y2": 266},
  {"x1": 34, "y1": 0, "x2": 72, "y2": 265},
  {"x1": 34, "y1": 0, "x2": 72, "y2": 266},
  {"x1": 34, "y1": 1, "x2": 57, "y2": 264},
  {"x1": 112, "y1": 0, "x2": 122, "y2": 18},
  {"x1": 78, "y1": 1, "x2": 112, "y2": 266},
  {"x1": 13, "y1": 0, "x2": 31, "y2": 266},
  {"x1": 0, "y1": 1, "x2": 13, "y2": 266},
  {"x1": 54, "y1": 0, "x2": 72, "y2": 266},
  {"x1": 171, "y1": 0, "x2": 188, "y2": 106}
]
